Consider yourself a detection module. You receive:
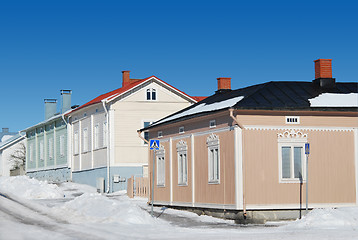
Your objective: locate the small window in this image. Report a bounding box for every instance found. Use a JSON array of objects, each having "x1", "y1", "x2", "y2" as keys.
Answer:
[
  {"x1": 95, "y1": 108, "x2": 98, "y2": 113},
  {"x1": 210, "y1": 120, "x2": 216, "y2": 128},
  {"x1": 83, "y1": 128, "x2": 88, "y2": 152},
  {"x1": 179, "y1": 126, "x2": 184, "y2": 134},
  {"x1": 60, "y1": 135, "x2": 65, "y2": 157},
  {"x1": 285, "y1": 116, "x2": 300, "y2": 124},
  {"x1": 94, "y1": 124, "x2": 99, "y2": 149},
  {"x1": 146, "y1": 88, "x2": 157, "y2": 100},
  {"x1": 158, "y1": 131, "x2": 163, "y2": 138},
  {"x1": 84, "y1": 112, "x2": 87, "y2": 117},
  {"x1": 143, "y1": 121, "x2": 152, "y2": 144},
  {"x1": 74, "y1": 131, "x2": 79, "y2": 154}
]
